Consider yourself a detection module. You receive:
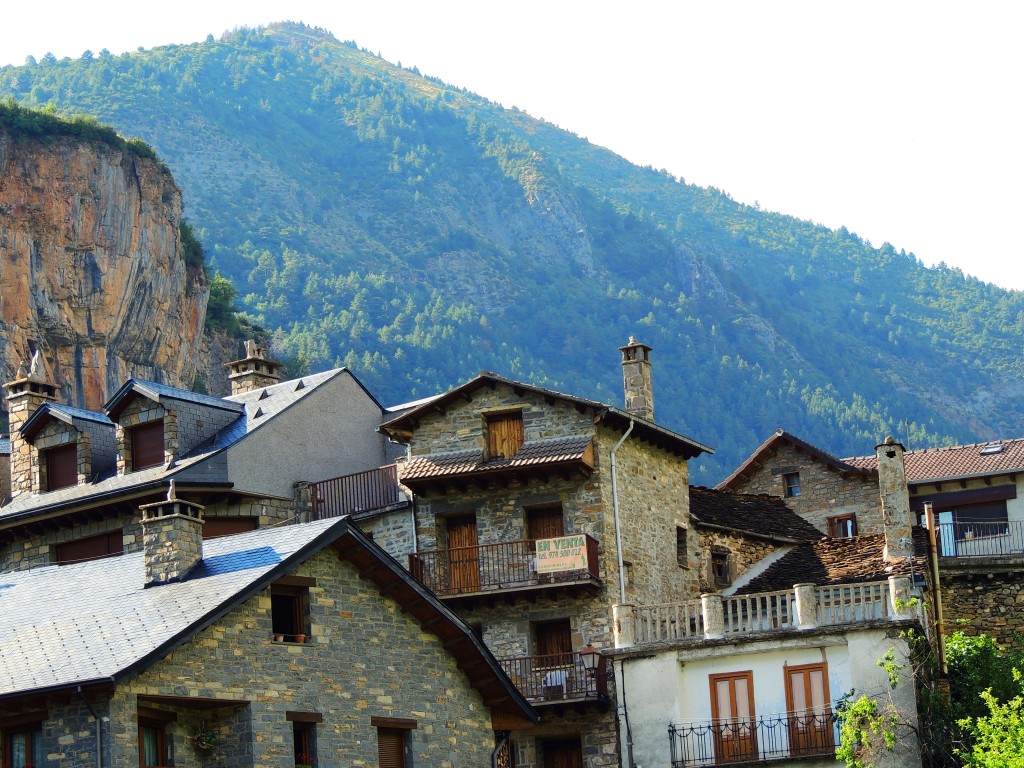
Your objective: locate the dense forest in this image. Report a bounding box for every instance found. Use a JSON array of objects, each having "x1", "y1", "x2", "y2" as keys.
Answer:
[{"x1": 2, "y1": 23, "x2": 1023, "y2": 484}]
